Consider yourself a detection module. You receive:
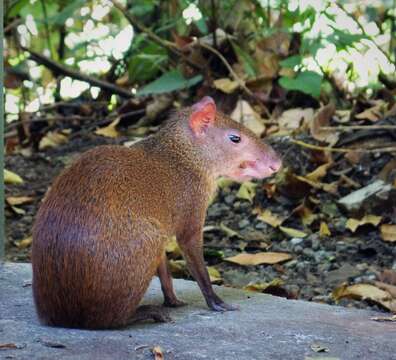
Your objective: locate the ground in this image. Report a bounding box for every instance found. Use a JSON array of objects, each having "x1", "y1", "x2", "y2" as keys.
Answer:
[{"x1": 5, "y1": 131, "x2": 396, "y2": 313}]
